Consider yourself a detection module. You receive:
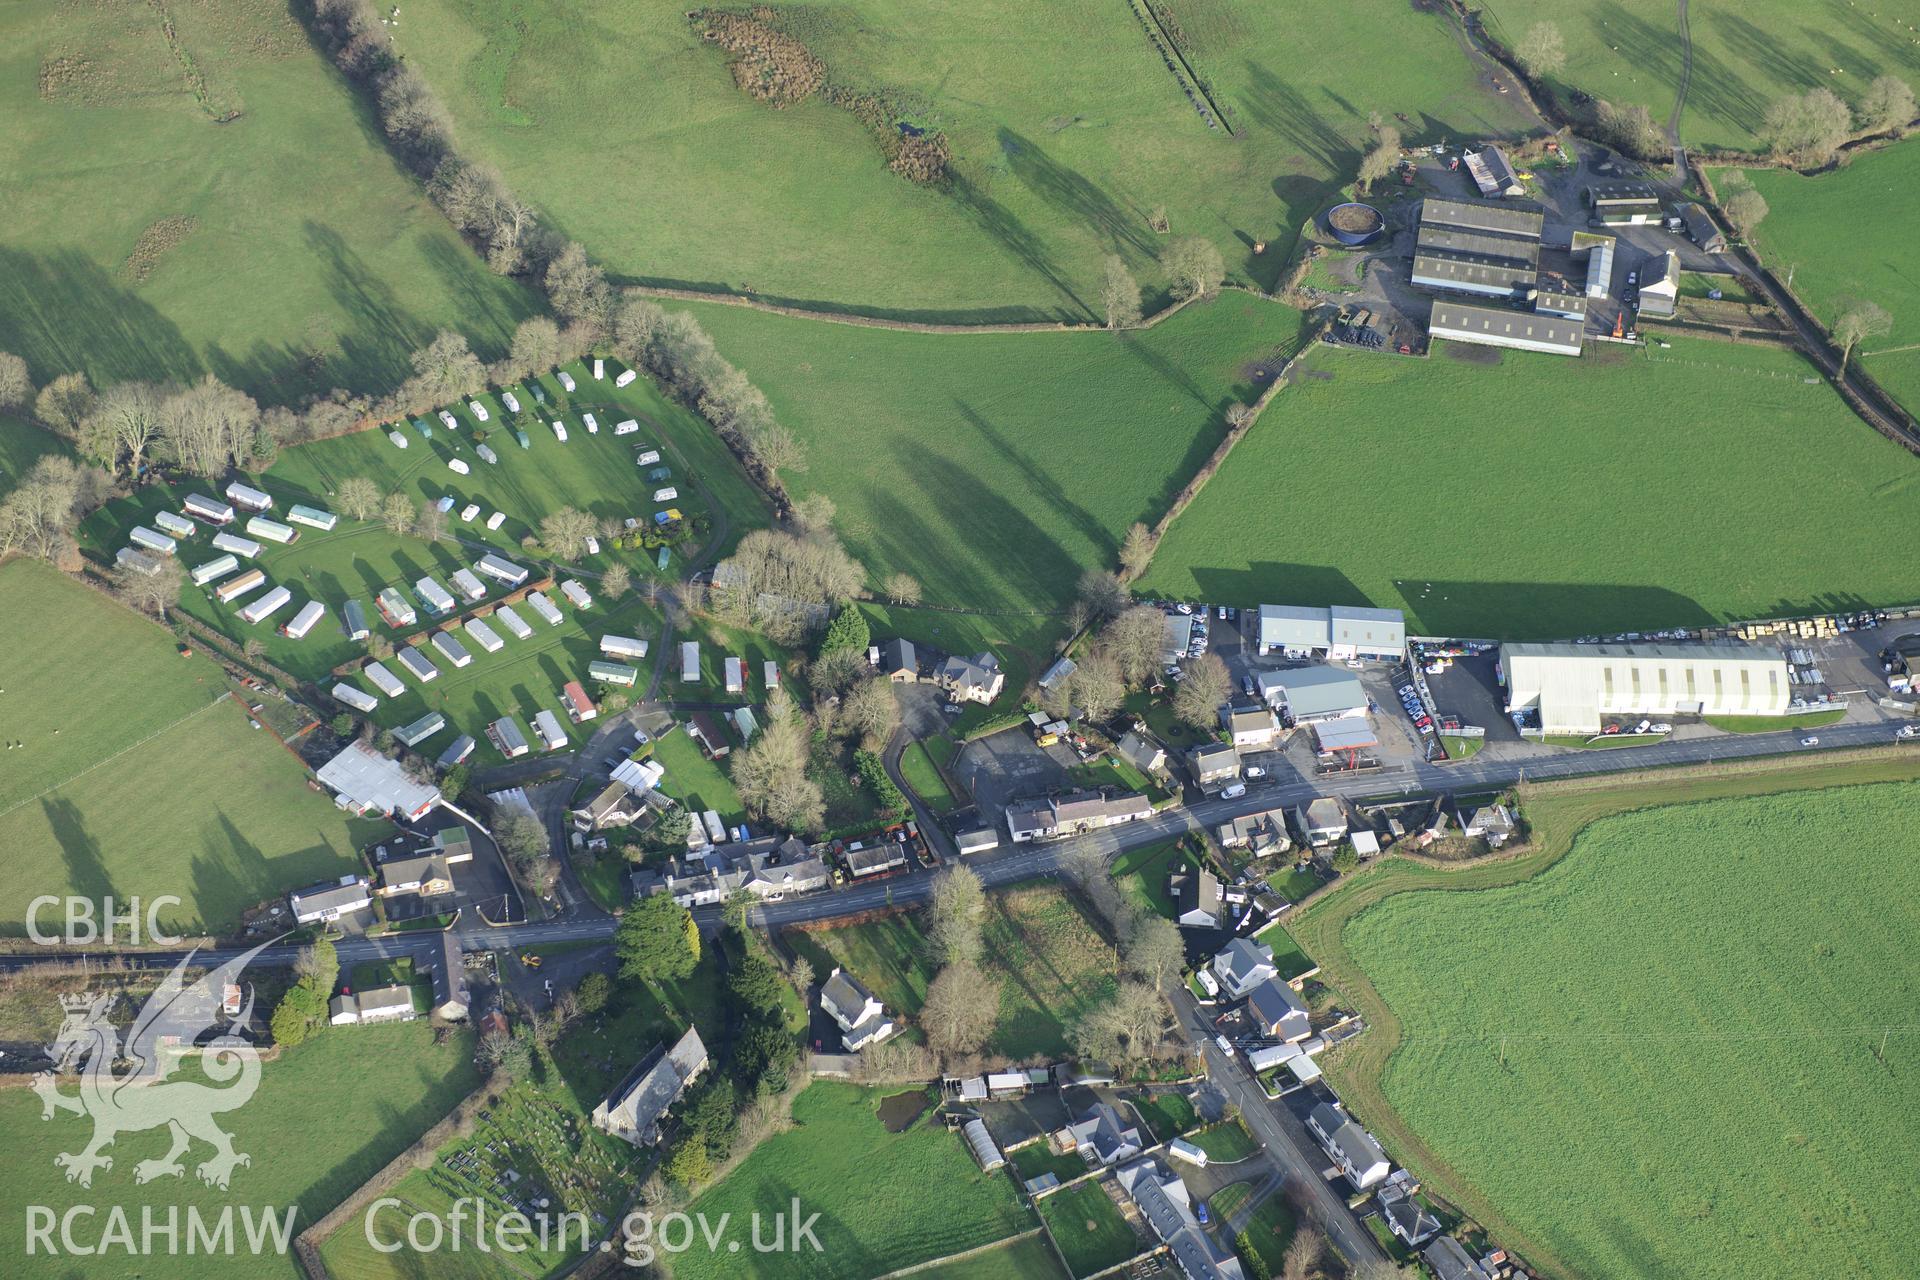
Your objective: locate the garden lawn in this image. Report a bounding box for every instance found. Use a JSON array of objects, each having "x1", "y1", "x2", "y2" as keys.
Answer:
[
  {"x1": 1267, "y1": 864, "x2": 1324, "y2": 903},
  {"x1": 1036, "y1": 1181, "x2": 1138, "y2": 1278},
  {"x1": 1474, "y1": 0, "x2": 1919, "y2": 153},
  {"x1": 1190, "y1": 1118, "x2": 1258, "y2": 1161},
  {"x1": 786, "y1": 880, "x2": 1119, "y2": 1059},
  {"x1": 673, "y1": 1082, "x2": 1032, "y2": 1280},
  {"x1": 900, "y1": 740, "x2": 959, "y2": 811},
  {"x1": 390, "y1": 0, "x2": 1526, "y2": 318},
  {"x1": 549, "y1": 949, "x2": 727, "y2": 1113},
  {"x1": 1129, "y1": 1091, "x2": 1197, "y2": 1142},
  {"x1": 691, "y1": 296, "x2": 1307, "y2": 611},
  {"x1": 1336, "y1": 780, "x2": 1920, "y2": 1280},
  {"x1": 1232, "y1": 1191, "x2": 1297, "y2": 1277},
  {"x1": 1112, "y1": 839, "x2": 1191, "y2": 919},
  {"x1": 0, "y1": 0, "x2": 534, "y2": 403},
  {"x1": 1252, "y1": 922, "x2": 1317, "y2": 982},
  {"x1": 1013, "y1": 1142, "x2": 1092, "y2": 1185},
  {"x1": 1141, "y1": 338, "x2": 1920, "y2": 638},
  {"x1": 0, "y1": 1021, "x2": 478, "y2": 1280},
  {"x1": 1705, "y1": 707, "x2": 1847, "y2": 733},
  {"x1": 1734, "y1": 142, "x2": 1920, "y2": 421},
  {"x1": 649, "y1": 723, "x2": 747, "y2": 826},
  {"x1": 0, "y1": 560, "x2": 371, "y2": 934}
]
